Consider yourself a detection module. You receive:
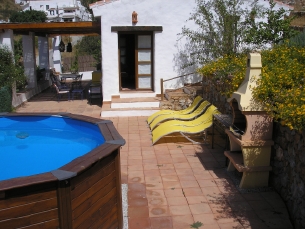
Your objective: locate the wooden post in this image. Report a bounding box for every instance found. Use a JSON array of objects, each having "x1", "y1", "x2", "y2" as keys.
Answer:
[{"x1": 160, "y1": 78, "x2": 164, "y2": 101}]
